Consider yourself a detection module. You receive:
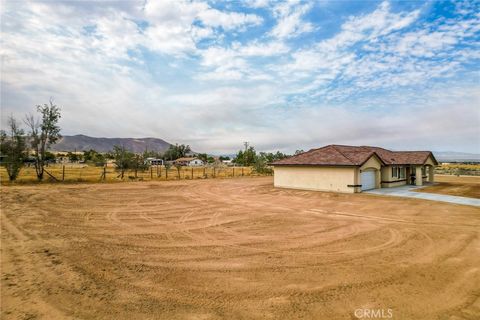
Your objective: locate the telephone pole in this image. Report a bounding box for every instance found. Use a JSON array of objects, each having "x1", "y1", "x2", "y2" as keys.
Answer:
[{"x1": 243, "y1": 141, "x2": 249, "y2": 166}]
